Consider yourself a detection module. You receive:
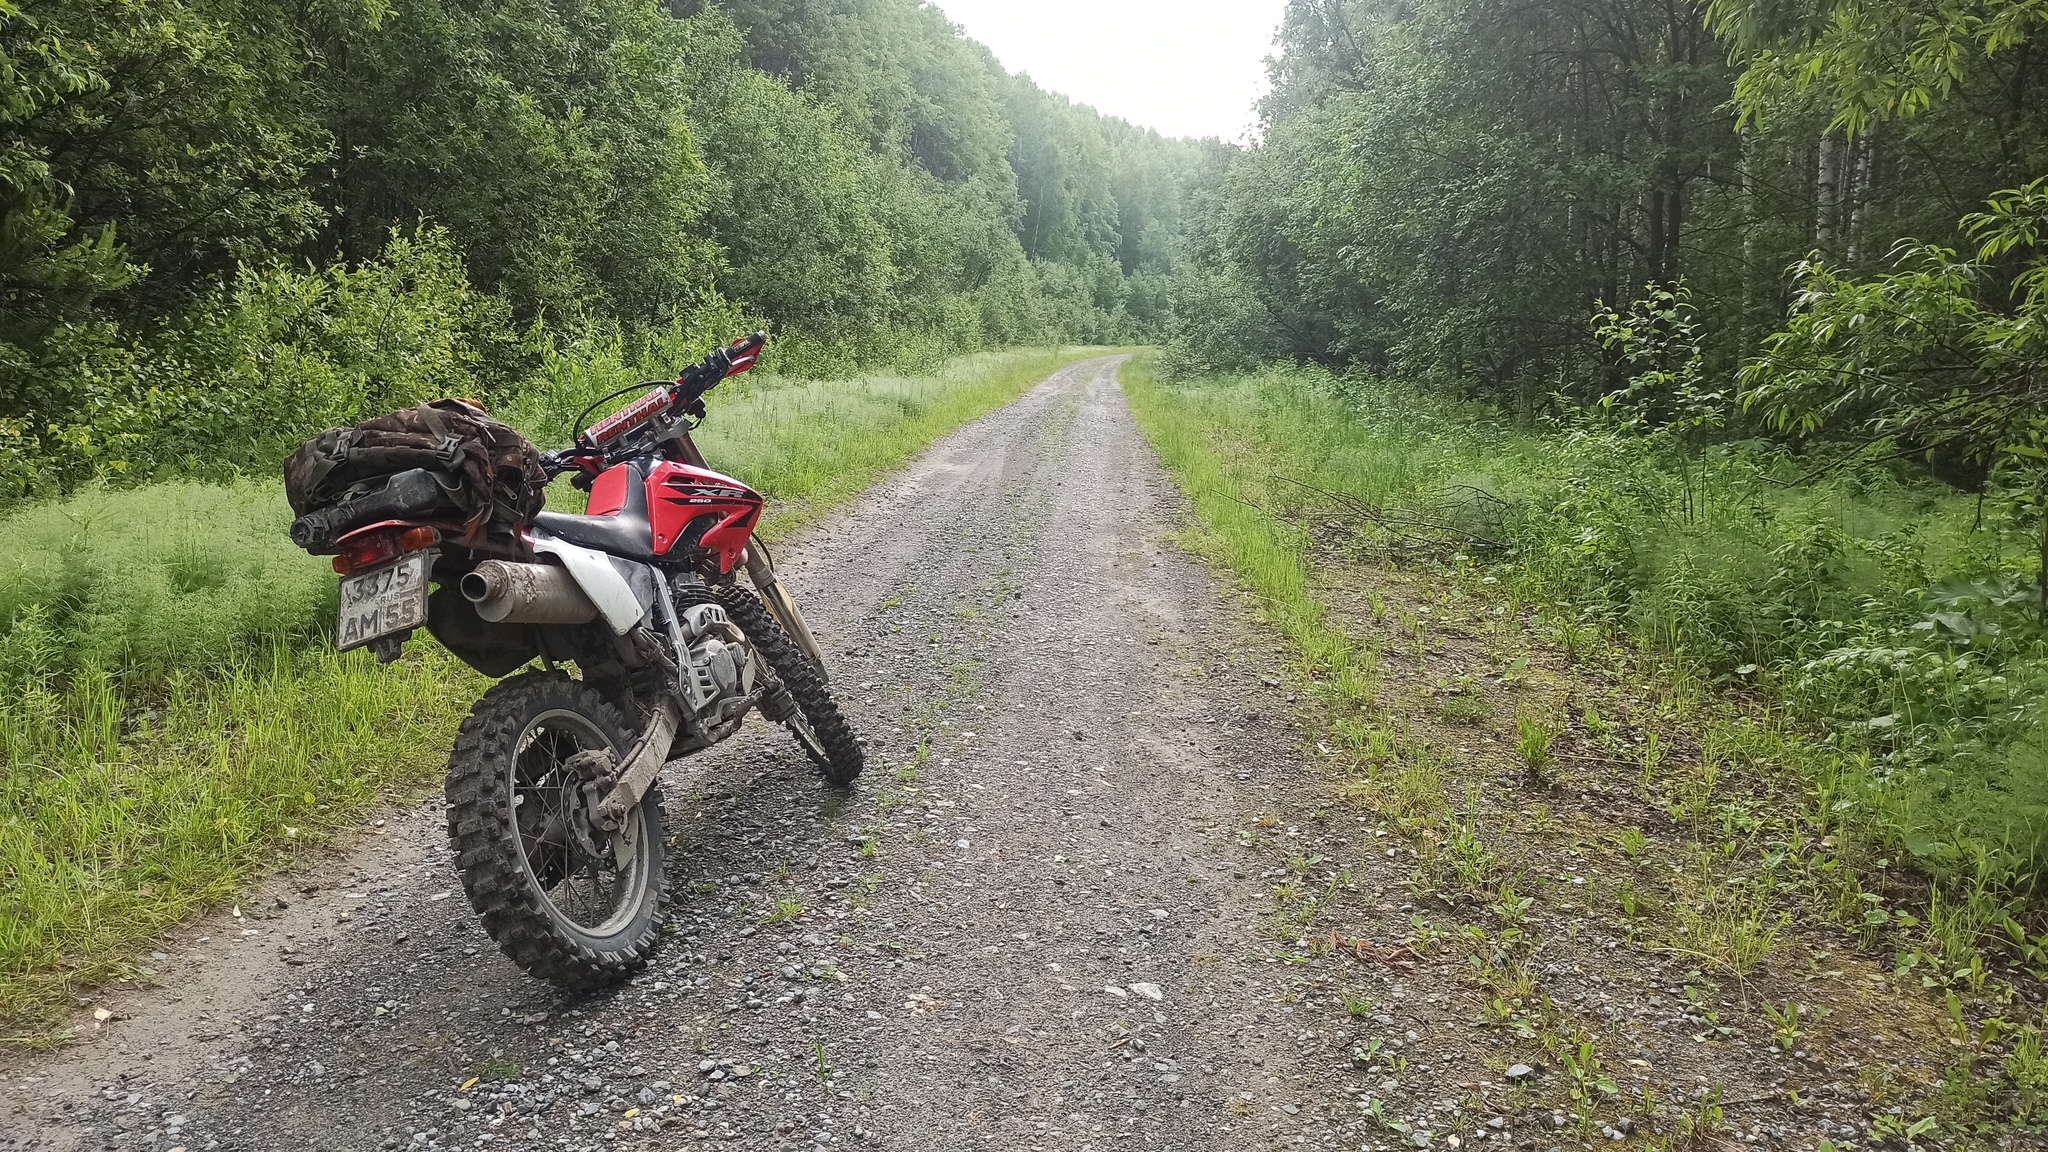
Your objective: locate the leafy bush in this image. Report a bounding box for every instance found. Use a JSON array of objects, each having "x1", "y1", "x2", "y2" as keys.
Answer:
[{"x1": 0, "y1": 229, "x2": 509, "y2": 496}]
